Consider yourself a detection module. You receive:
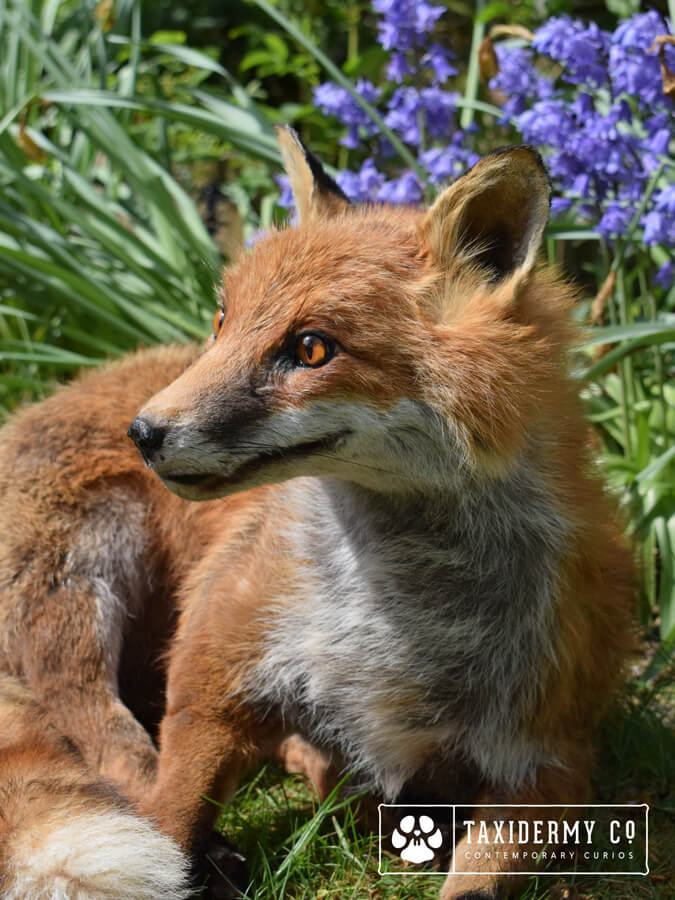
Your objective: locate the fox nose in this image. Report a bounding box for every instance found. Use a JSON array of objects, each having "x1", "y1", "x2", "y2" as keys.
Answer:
[{"x1": 127, "y1": 417, "x2": 165, "y2": 459}]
